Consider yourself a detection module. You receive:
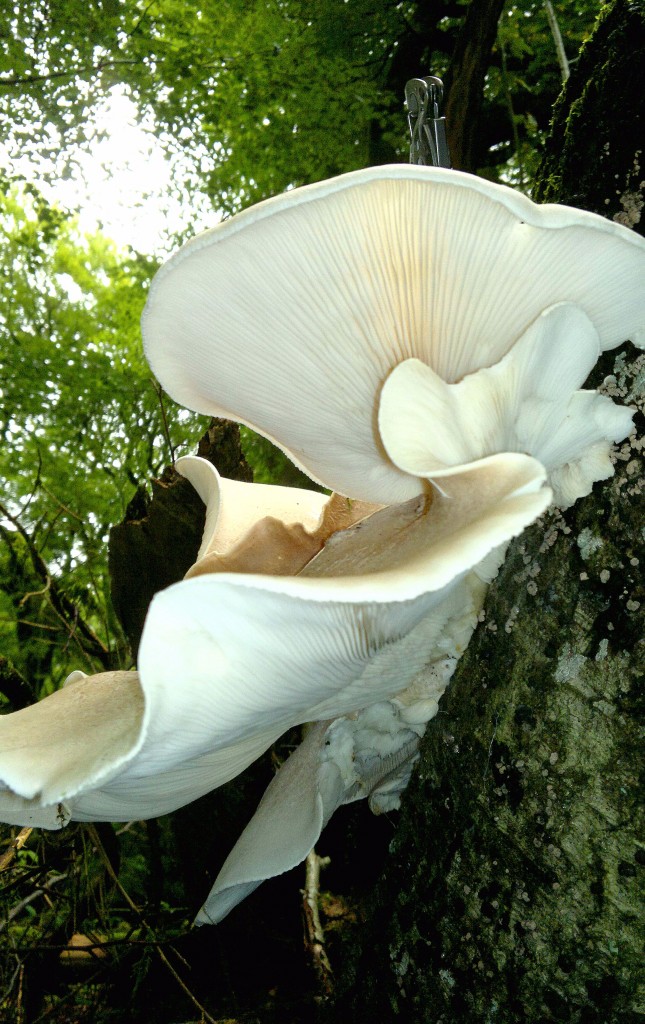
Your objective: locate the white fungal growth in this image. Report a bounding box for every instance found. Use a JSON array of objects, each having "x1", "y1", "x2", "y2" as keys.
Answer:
[{"x1": 2, "y1": 164, "x2": 645, "y2": 925}]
